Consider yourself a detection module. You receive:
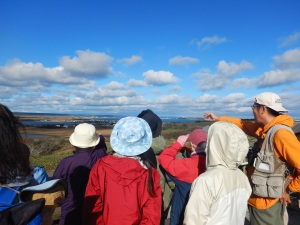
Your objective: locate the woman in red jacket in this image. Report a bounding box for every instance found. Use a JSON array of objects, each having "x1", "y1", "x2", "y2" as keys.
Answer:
[{"x1": 83, "y1": 116, "x2": 162, "y2": 225}]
